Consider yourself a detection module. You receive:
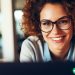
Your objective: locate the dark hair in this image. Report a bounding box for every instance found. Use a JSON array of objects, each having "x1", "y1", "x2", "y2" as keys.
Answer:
[{"x1": 21, "y1": 0, "x2": 75, "y2": 38}]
